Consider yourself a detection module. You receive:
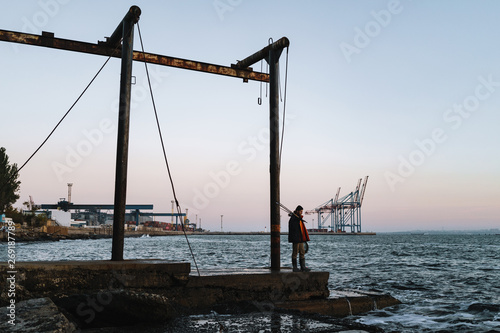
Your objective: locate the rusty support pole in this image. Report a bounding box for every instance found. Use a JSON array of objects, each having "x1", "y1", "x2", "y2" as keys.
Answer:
[
  {"x1": 111, "y1": 6, "x2": 141, "y2": 261},
  {"x1": 269, "y1": 47, "x2": 281, "y2": 272},
  {"x1": 236, "y1": 37, "x2": 289, "y2": 271}
]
